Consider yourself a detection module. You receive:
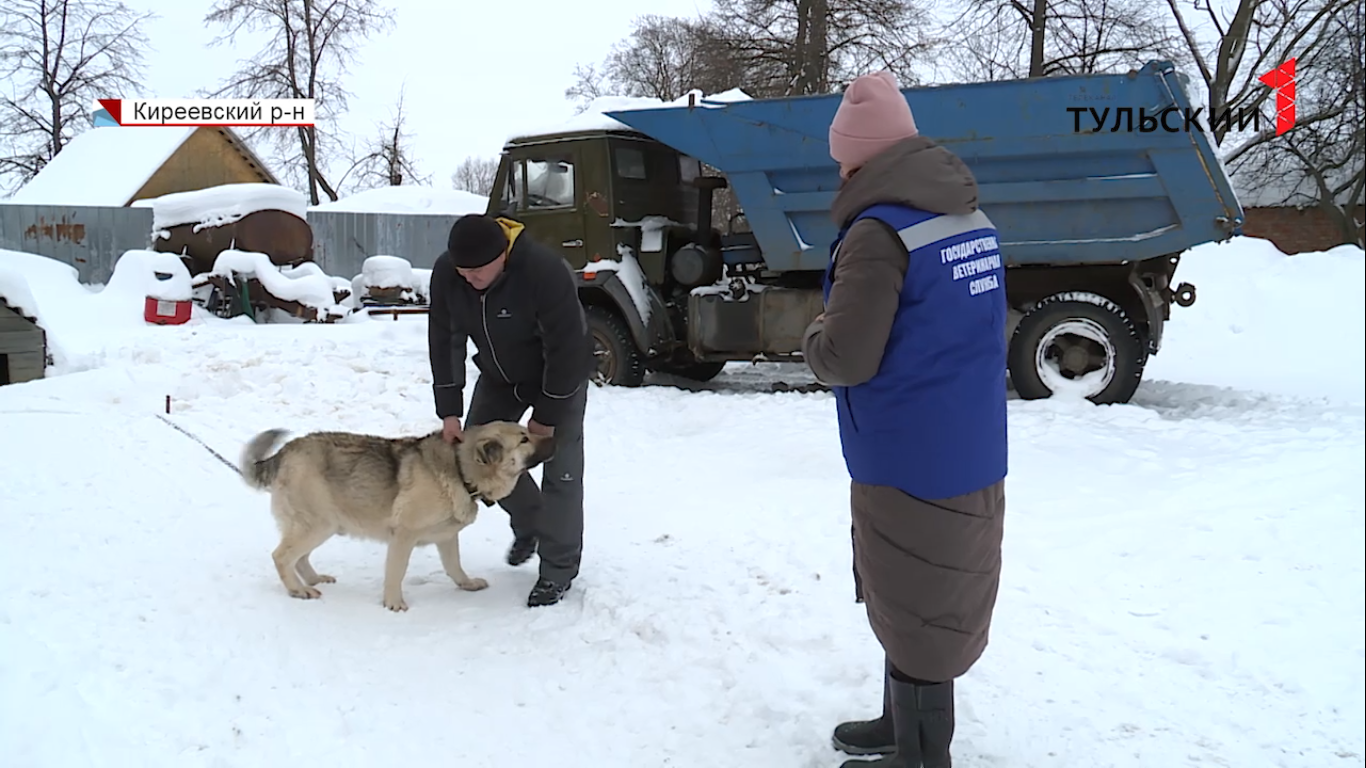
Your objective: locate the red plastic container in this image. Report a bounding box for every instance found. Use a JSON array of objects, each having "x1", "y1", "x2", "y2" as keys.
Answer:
[{"x1": 144, "y1": 295, "x2": 192, "y2": 325}]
